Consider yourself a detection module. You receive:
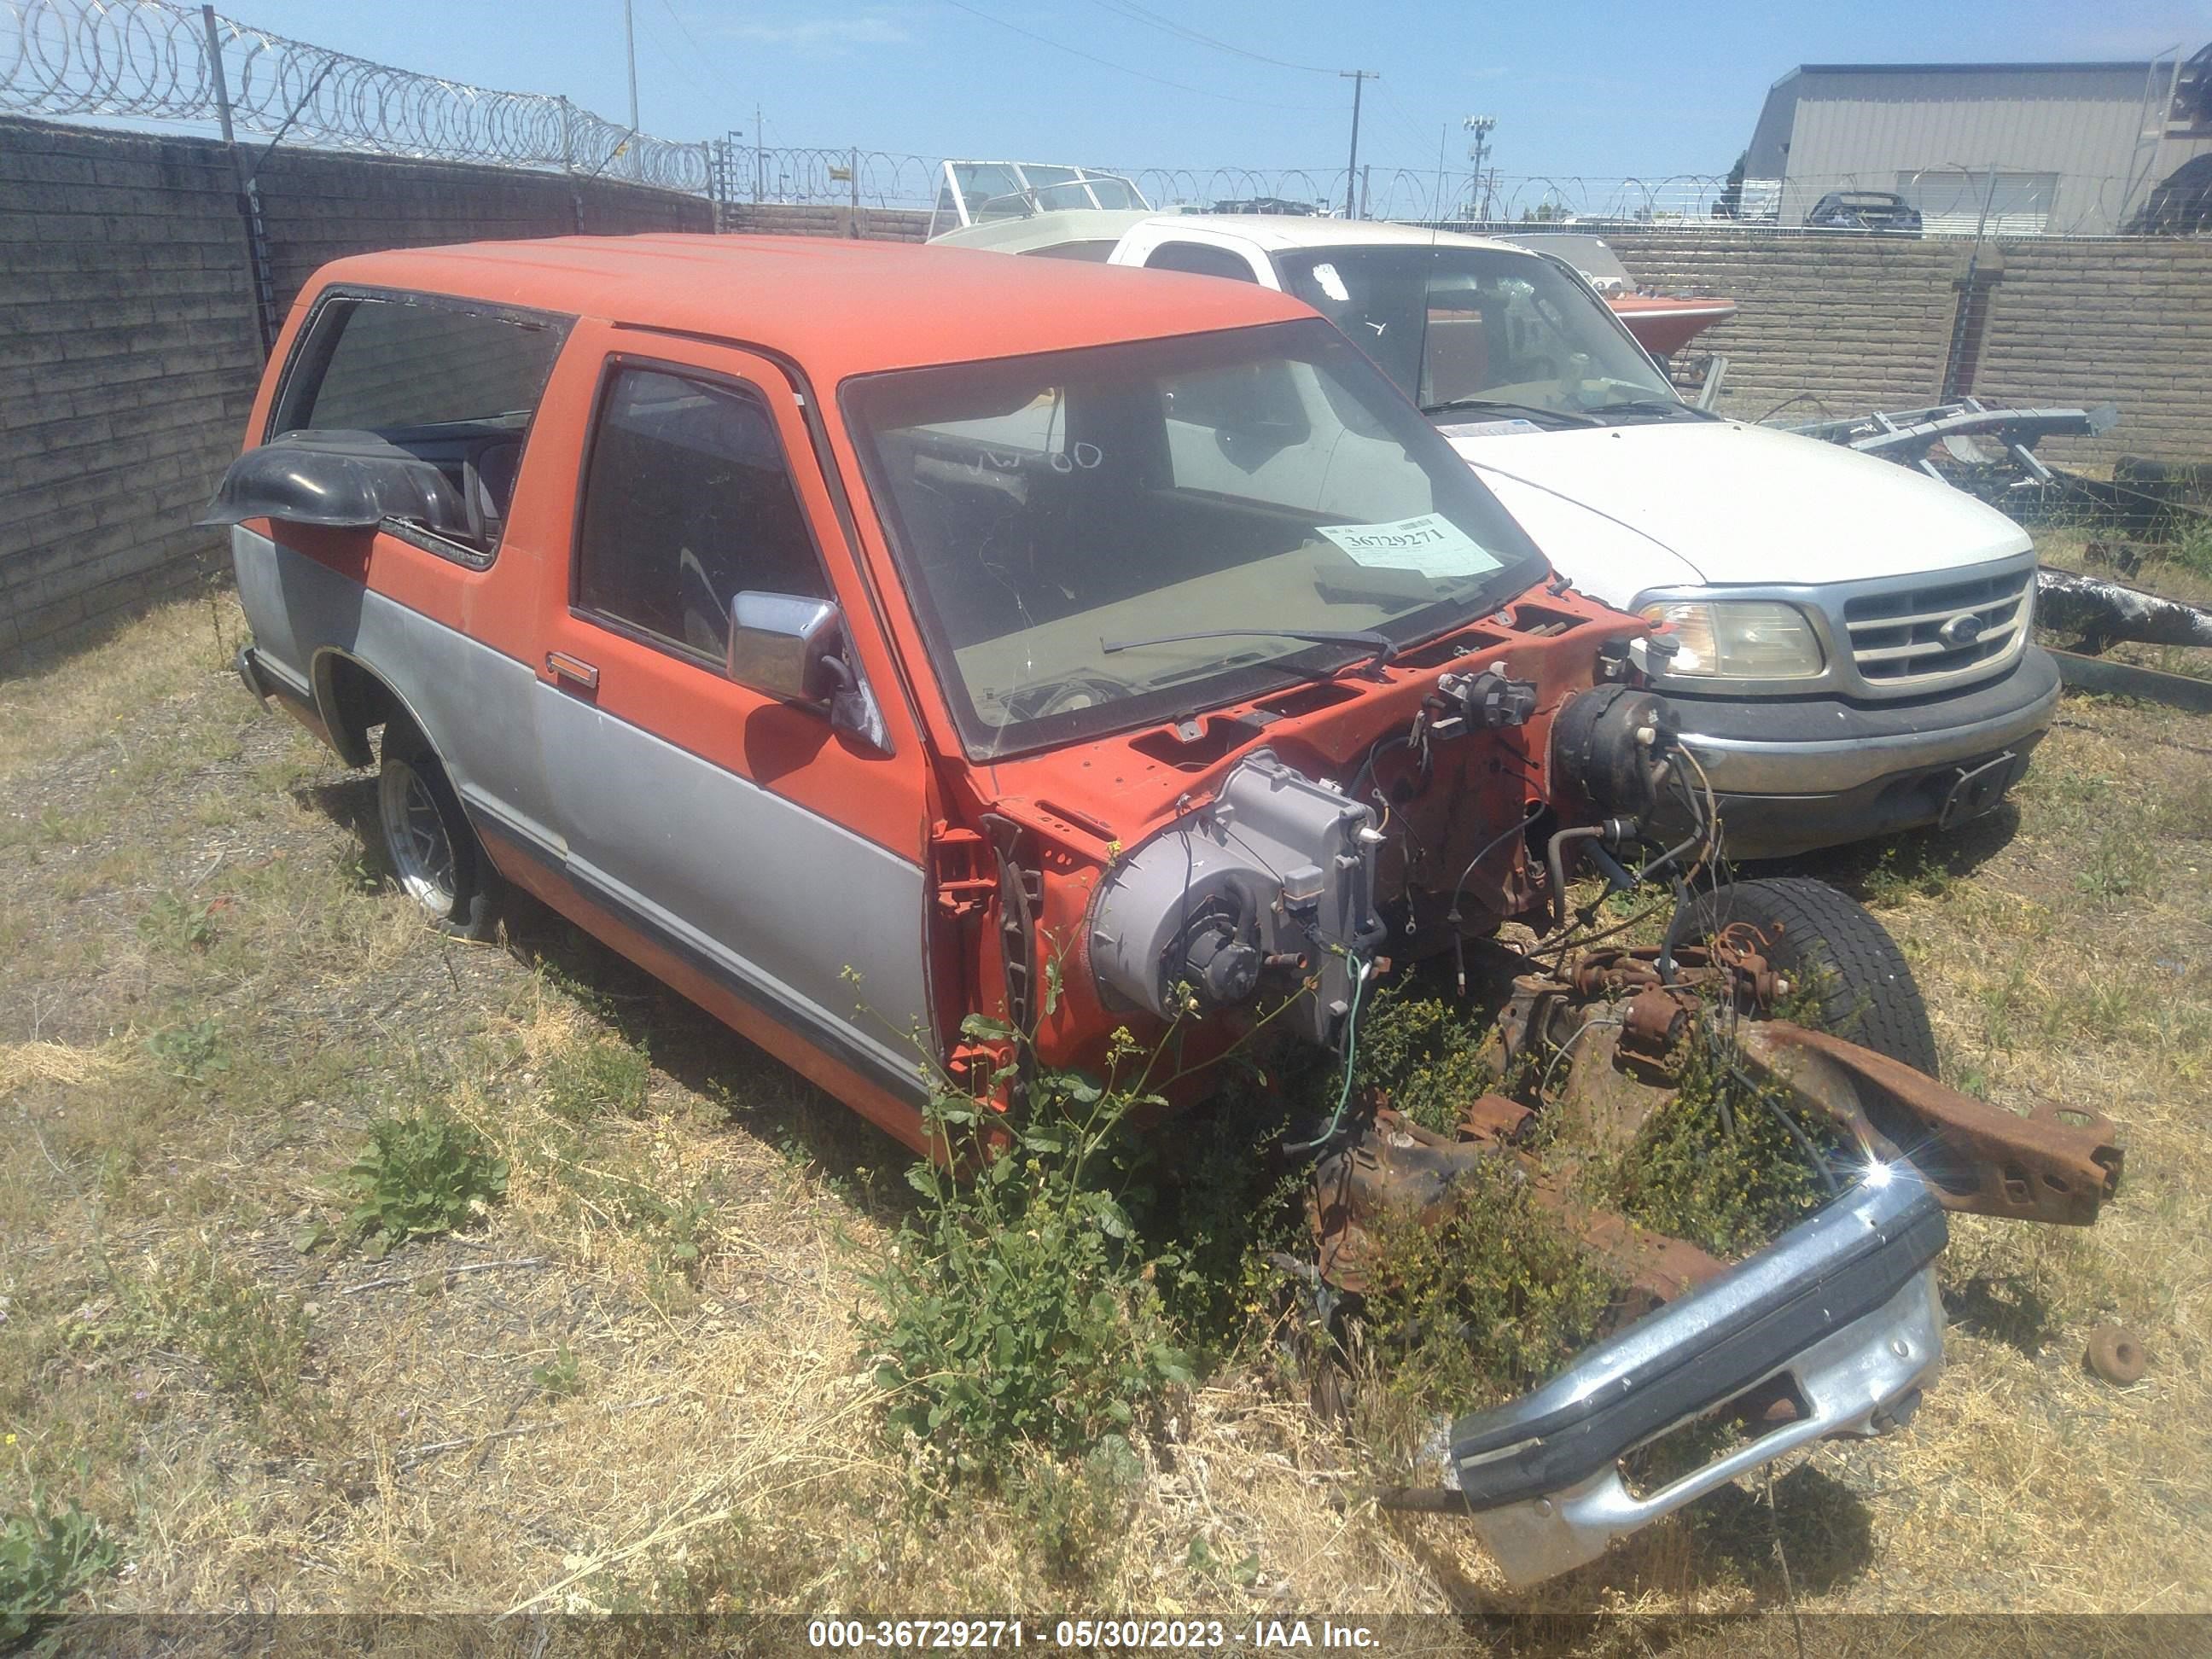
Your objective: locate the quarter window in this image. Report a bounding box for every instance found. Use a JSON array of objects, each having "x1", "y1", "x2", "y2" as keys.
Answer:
[
  {"x1": 575, "y1": 367, "x2": 830, "y2": 661},
  {"x1": 267, "y1": 291, "x2": 569, "y2": 556},
  {"x1": 272, "y1": 295, "x2": 564, "y2": 435}
]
